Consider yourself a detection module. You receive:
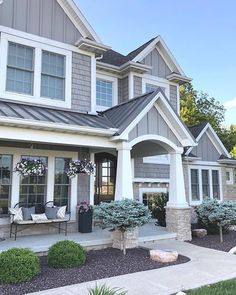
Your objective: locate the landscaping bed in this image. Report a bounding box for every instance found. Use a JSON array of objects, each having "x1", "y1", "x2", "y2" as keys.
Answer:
[
  {"x1": 189, "y1": 229, "x2": 236, "y2": 252},
  {"x1": 0, "y1": 247, "x2": 189, "y2": 295}
]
